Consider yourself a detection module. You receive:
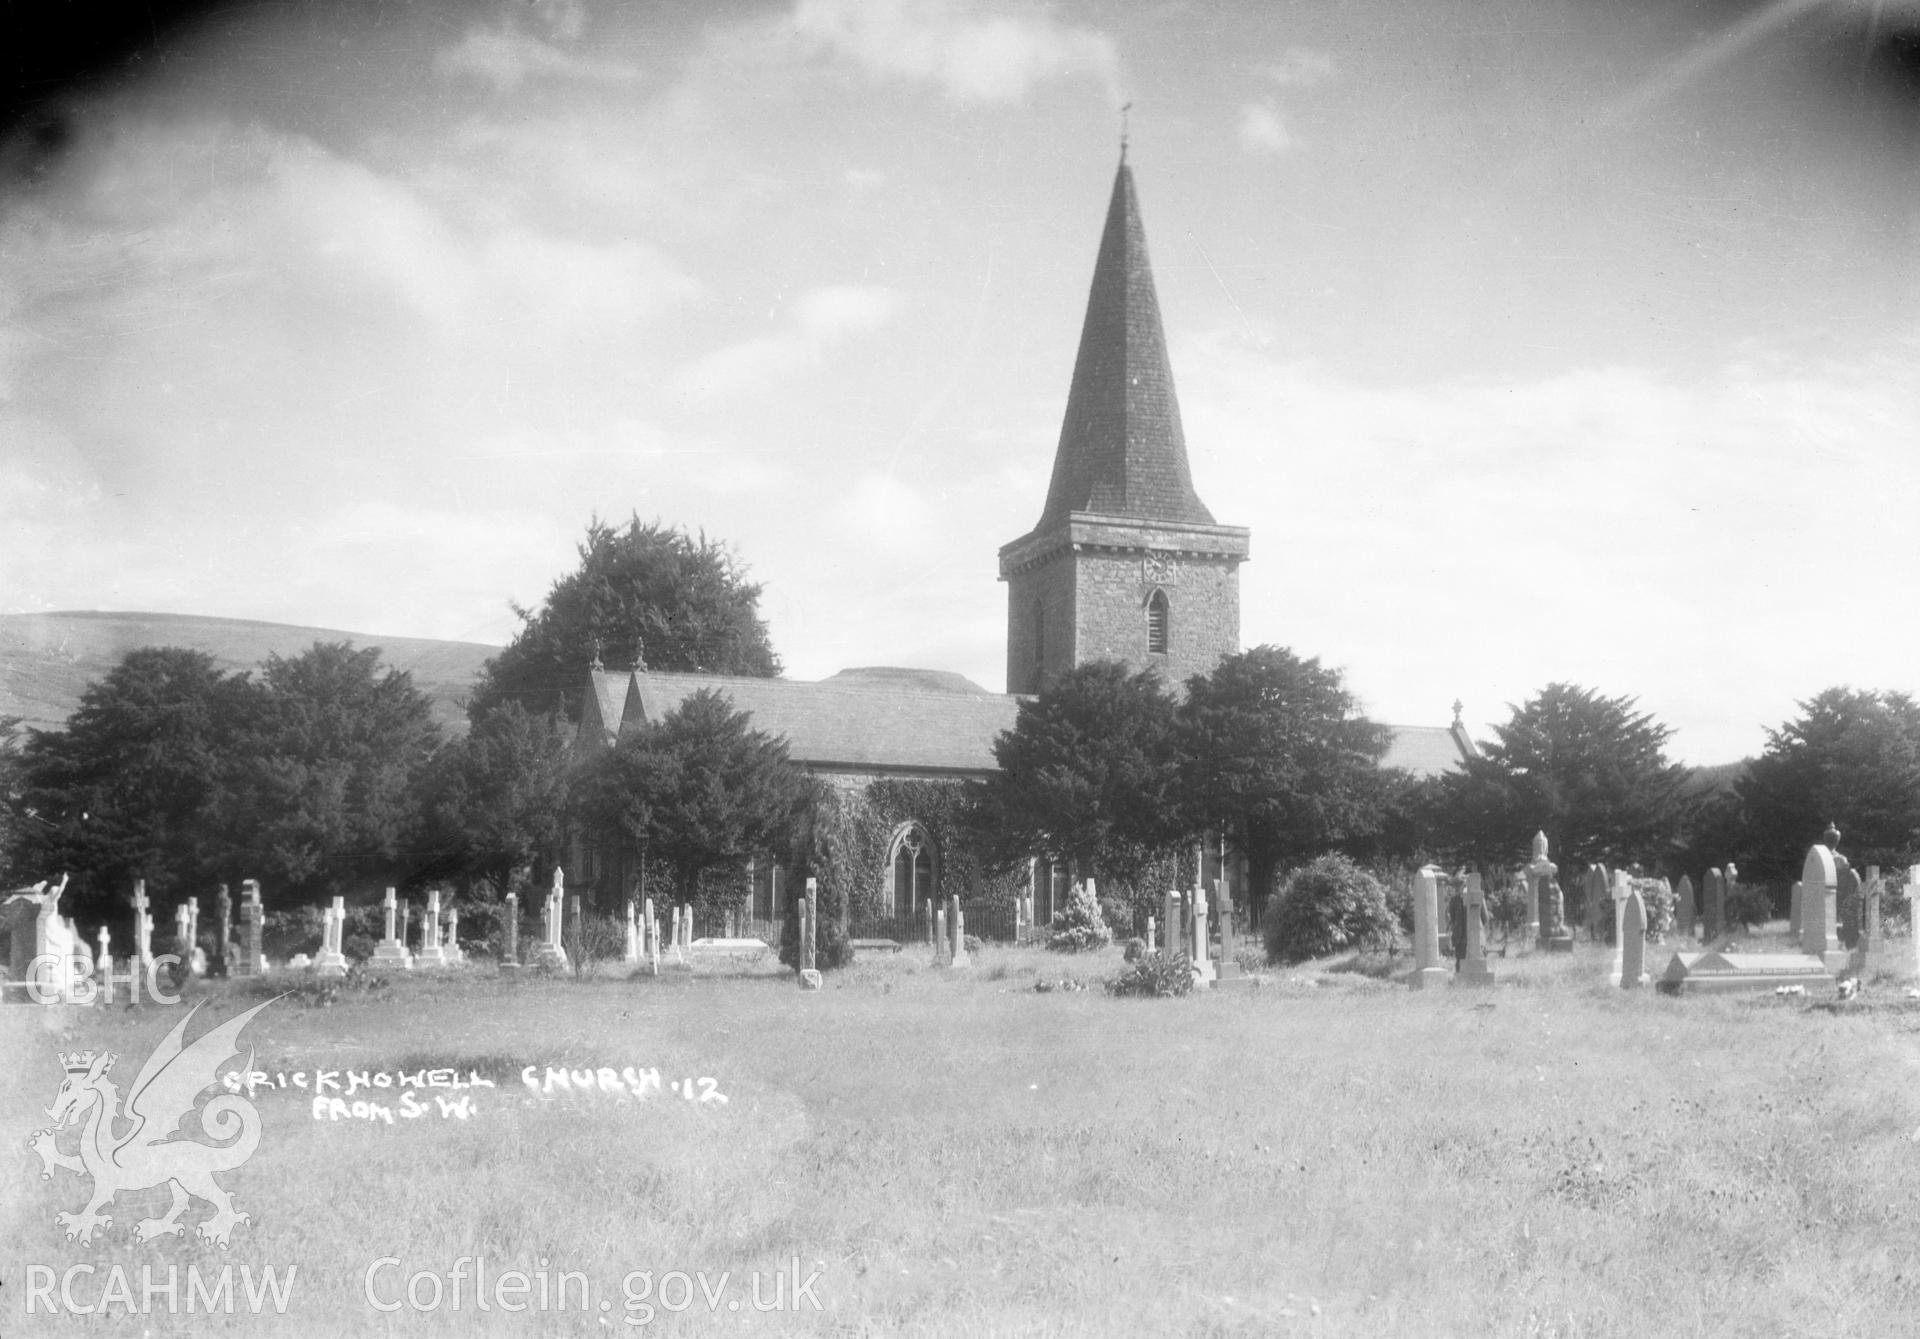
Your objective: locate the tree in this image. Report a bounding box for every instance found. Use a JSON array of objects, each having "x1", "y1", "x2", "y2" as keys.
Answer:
[
  {"x1": 967, "y1": 661, "x2": 1186, "y2": 898},
  {"x1": 222, "y1": 642, "x2": 441, "y2": 899},
  {"x1": 8, "y1": 649, "x2": 253, "y2": 925},
  {"x1": 1177, "y1": 646, "x2": 1394, "y2": 921},
  {"x1": 414, "y1": 701, "x2": 573, "y2": 896},
  {"x1": 1731, "y1": 688, "x2": 1920, "y2": 881},
  {"x1": 1430, "y1": 683, "x2": 1691, "y2": 874},
  {"x1": 572, "y1": 689, "x2": 808, "y2": 905},
  {"x1": 471, "y1": 516, "x2": 780, "y2": 721}
]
